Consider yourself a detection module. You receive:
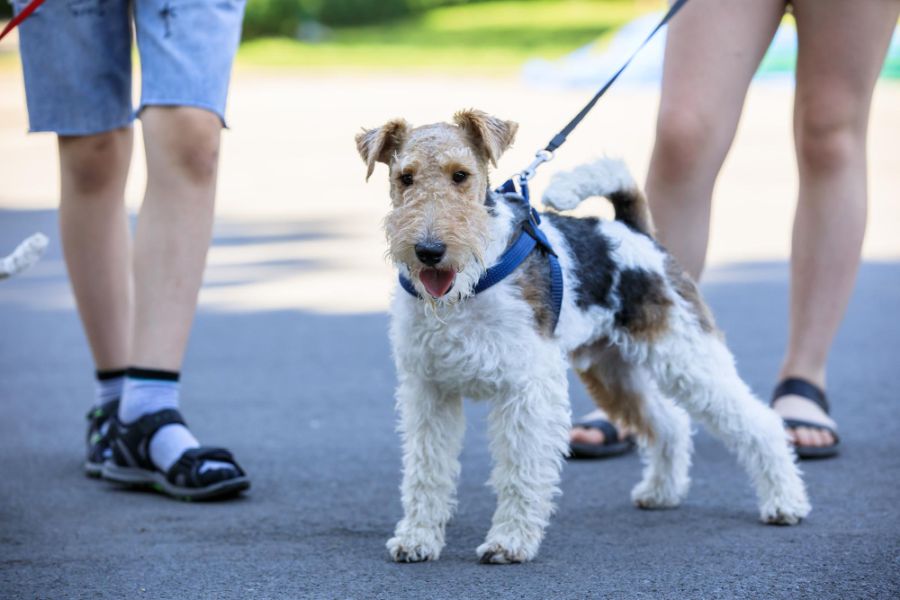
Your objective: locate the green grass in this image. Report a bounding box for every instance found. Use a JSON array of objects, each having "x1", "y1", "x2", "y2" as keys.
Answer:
[{"x1": 237, "y1": 0, "x2": 656, "y2": 71}]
